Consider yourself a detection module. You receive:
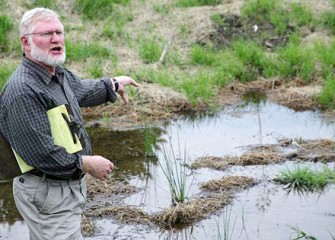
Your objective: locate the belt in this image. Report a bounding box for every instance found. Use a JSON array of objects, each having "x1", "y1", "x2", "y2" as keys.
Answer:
[{"x1": 28, "y1": 169, "x2": 85, "y2": 181}]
